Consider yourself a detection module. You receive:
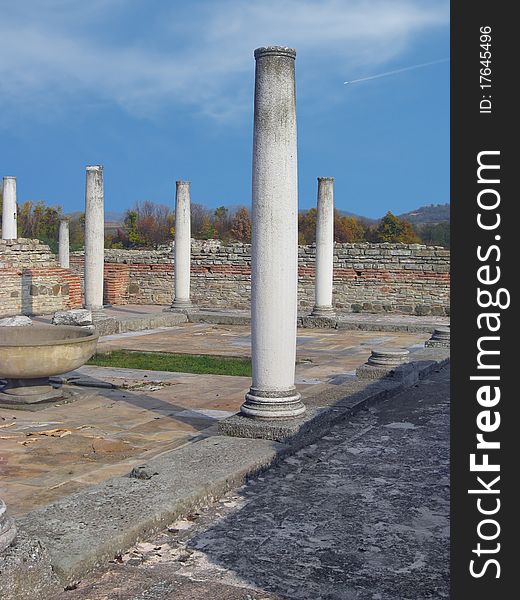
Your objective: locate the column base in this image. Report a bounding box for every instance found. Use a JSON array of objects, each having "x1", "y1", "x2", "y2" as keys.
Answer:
[
  {"x1": 310, "y1": 305, "x2": 335, "y2": 317},
  {"x1": 167, "y1": 299, "x2": 197, "y2": 313},
  {"x1": 240, "y1": 387, "x2": 306, "y2": 419}
]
